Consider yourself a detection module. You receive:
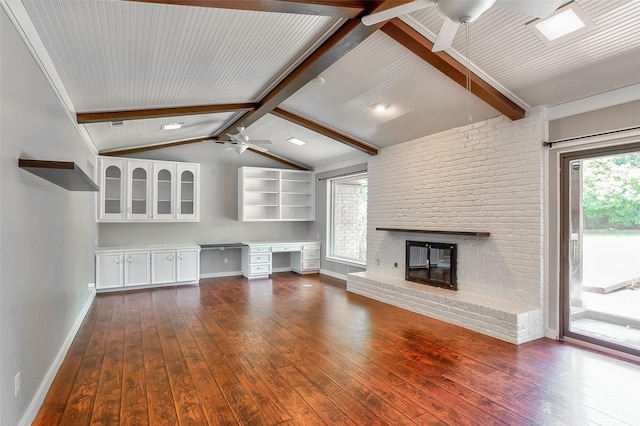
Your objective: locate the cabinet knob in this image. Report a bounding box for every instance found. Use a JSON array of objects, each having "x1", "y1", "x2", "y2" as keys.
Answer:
[
  {"x1": 179, "y1": 254, "x2": 183, "y2": 261},
  {"x1": 169, "y1": 255, "x2": 173, "y2": 261},
  {"x1": 115, "y1": 257, "x2": 120, "y2": 264},
  {"x1": 128, "y1": 256, "x2": 132, "y2": 263}
]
